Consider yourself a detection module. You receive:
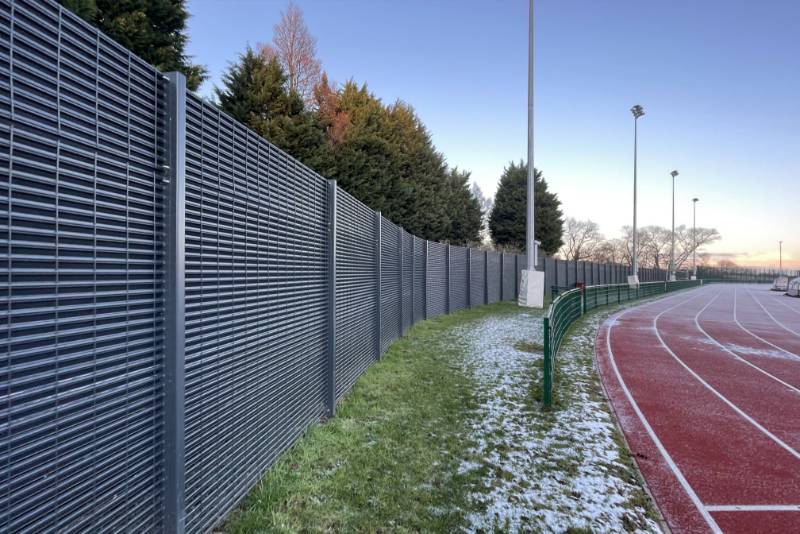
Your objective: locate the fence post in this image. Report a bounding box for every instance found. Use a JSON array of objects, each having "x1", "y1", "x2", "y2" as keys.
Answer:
[
  {"x1": 467, "y1": 248, "x2": 472, "y2": 308},
  {"x1": 424, "y1": 240, "x2": 429, "y2": 319},
  {"x1": 484, "y1": 250, "x2": 489, "y2": 305},
  {"x1": 326, "y1": 180, "x2": 337, "y2": 417},
  {"x1": 163, "y1": 71, "x2": 187, "y2": 534},
  {"x1": 446, "y1": 244, "x2": 451, "y2": 313},
  {"x1": 399, "y1": 229, "x2": 404, "y2": 334},
  {"x1": 543, "y1": 317, "x2": 552, "y2": 408},
  {"x1": 411, "y1": 236, "x2": 415, "y2": 324},
  {"x1": 500, "y1": 253, "x2": 505, "y2": 300},
  {"x1": 515, "y1": 254, "x2": 520, "y2": 298},
  {"x1": 375, "y1": 212, "x2": 382, "y2": 359}
]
